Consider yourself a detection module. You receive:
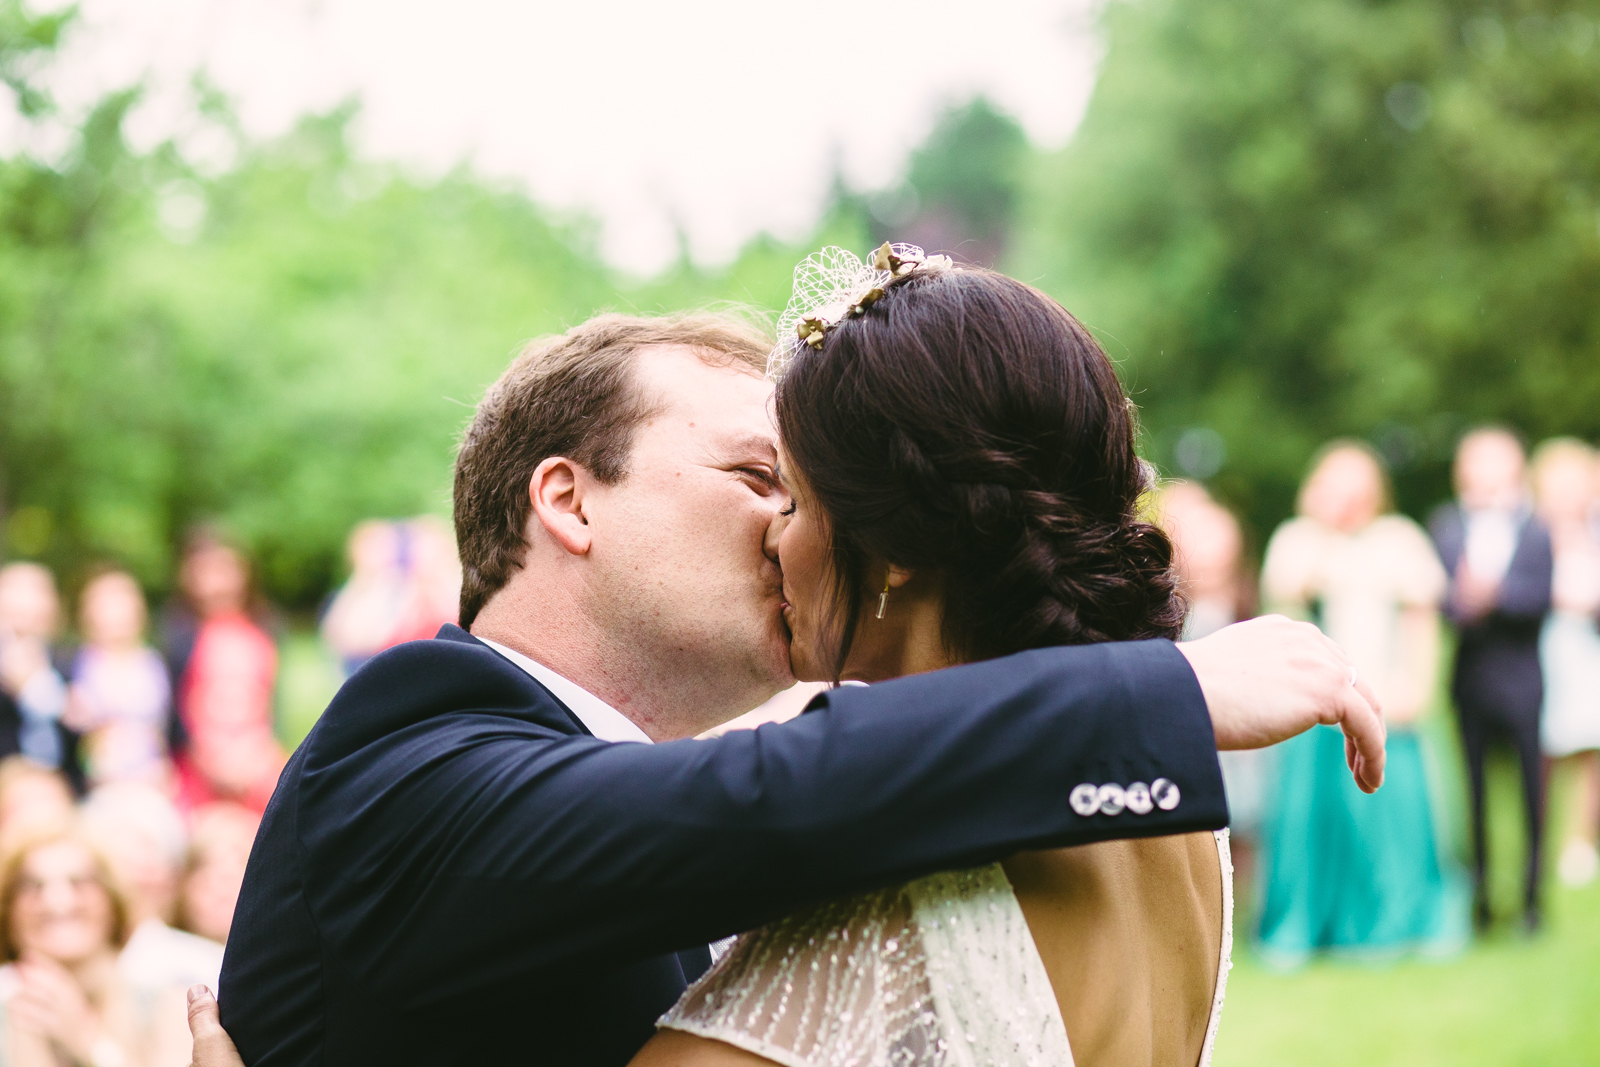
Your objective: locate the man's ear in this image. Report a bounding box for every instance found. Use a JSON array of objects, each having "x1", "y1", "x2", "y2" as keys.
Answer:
[{"x1": 528, "y1": 457, "x2": 594, "y2": 556}]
